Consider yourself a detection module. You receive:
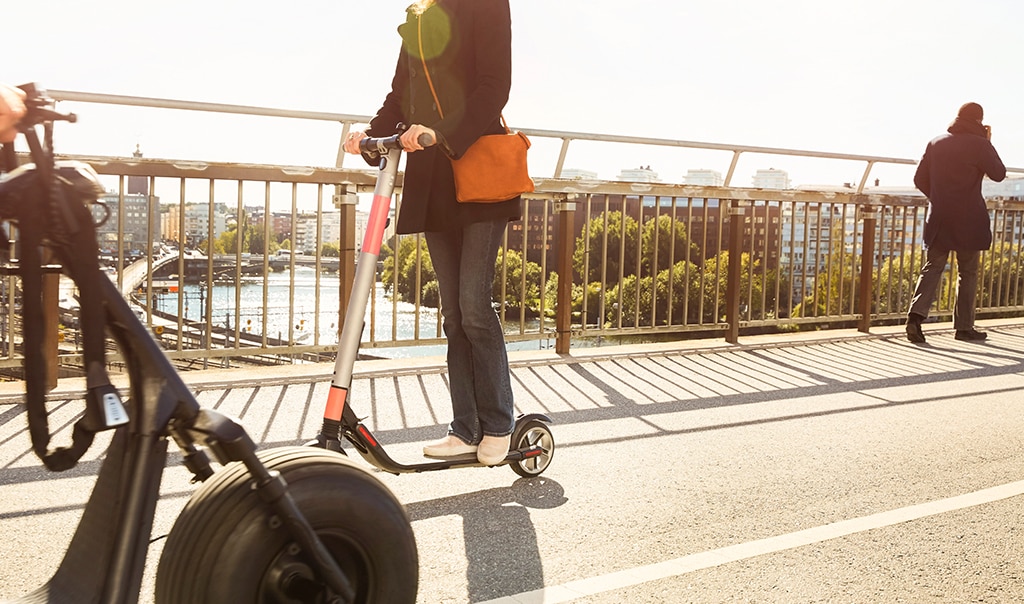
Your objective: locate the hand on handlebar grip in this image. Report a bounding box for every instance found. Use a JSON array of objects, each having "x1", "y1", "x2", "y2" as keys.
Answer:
[
  {"x1": 398, "y1": 124, "x2": 435, "y2": 153},
  {"x1": 0, "y1": 83, "x2": 27, "y2": 144},
  {"x1": 417, "y1": 132, "x2": 435, "y2": 148},
  {"x1": 344, "y1": 131, "x2": 367, "y2": 155}
]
